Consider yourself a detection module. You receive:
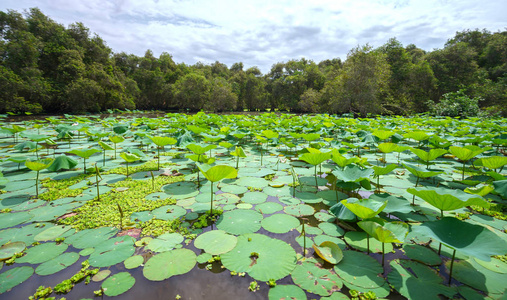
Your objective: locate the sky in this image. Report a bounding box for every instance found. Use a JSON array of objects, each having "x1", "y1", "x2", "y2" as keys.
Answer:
[{"x1": 1, "y1": 0, "x2": 506, "y2": 73}]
